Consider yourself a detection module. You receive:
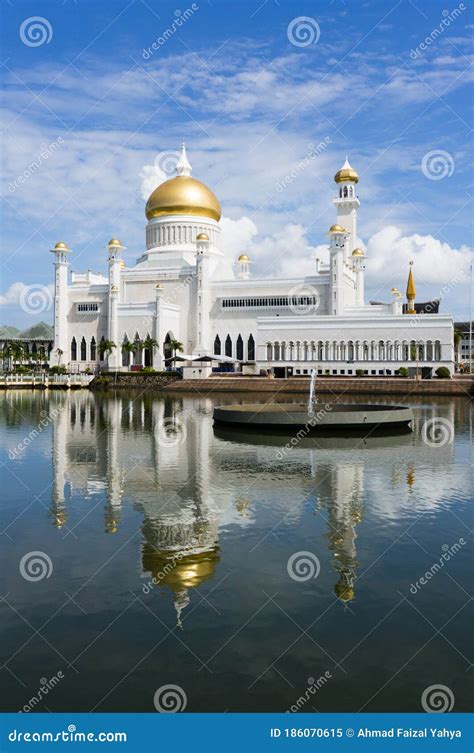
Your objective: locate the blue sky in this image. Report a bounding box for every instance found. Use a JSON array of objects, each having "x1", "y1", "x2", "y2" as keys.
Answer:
[{"x1": 1, "y1": 0, "x2": 473, "y2": 325}]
